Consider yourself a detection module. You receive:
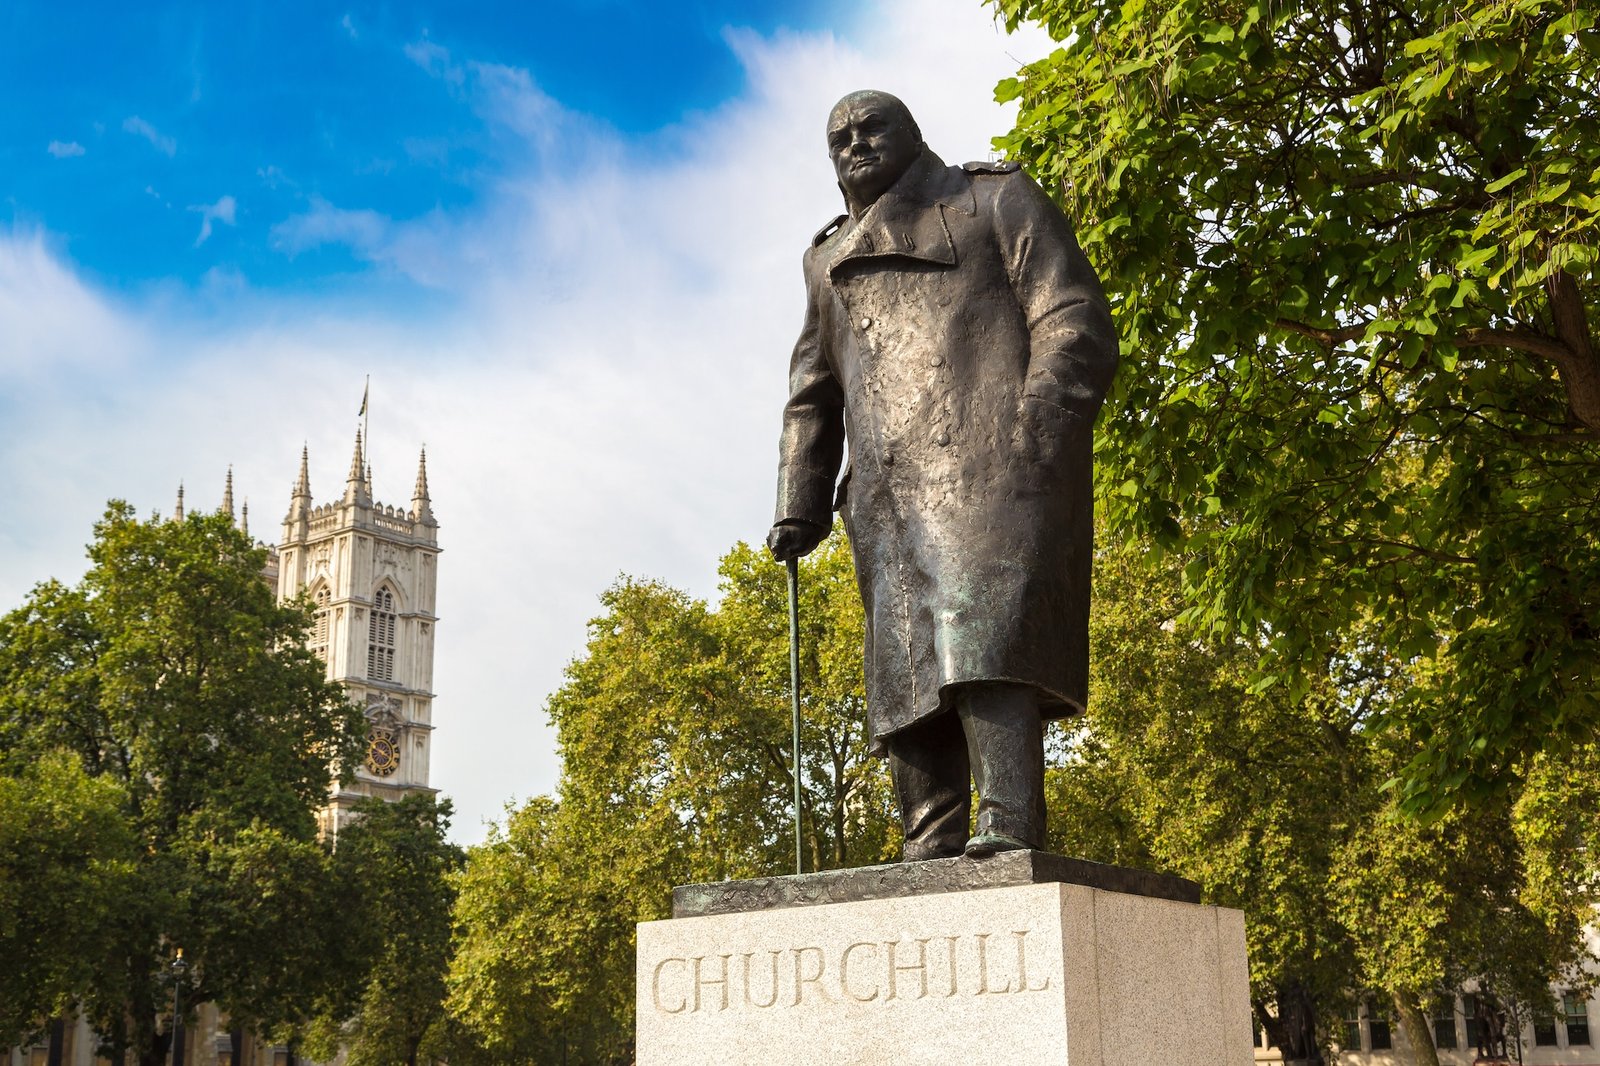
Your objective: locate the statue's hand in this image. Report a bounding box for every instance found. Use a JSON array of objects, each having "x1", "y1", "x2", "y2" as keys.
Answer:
[{"x1": 766, "y1": 519, "x2": 828, "y2": 561}]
